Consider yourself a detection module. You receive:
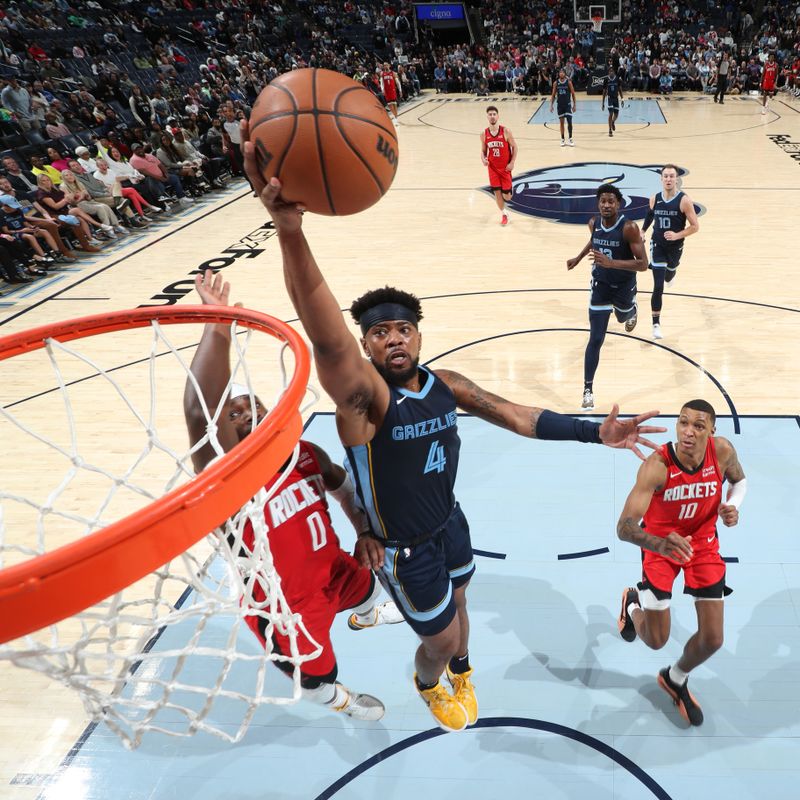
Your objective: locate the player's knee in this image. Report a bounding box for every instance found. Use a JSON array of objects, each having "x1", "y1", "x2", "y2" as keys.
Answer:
[
  {"x1": 501, "y1": 191, "x2": 512, "y2": 202},
  {"x1": 644, "y1": 630, "x2": 669, "y2": 650},
  {"x1": 699, "y1": 629, "x2": 724, "y2": 654},
  {"x1": 422, "y1": 626, "x2": 460, "y2": 662}
]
